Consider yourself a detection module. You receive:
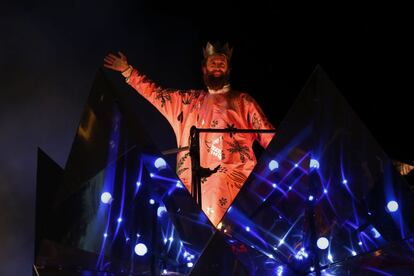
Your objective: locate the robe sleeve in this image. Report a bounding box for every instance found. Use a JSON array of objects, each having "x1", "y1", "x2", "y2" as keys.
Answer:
[
  {"x1": 245, "y1": 94, "x2": 276, "y2": 149},
  {"x1": 123, "y1": 67, "x2": 184, "y2": 128}
]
